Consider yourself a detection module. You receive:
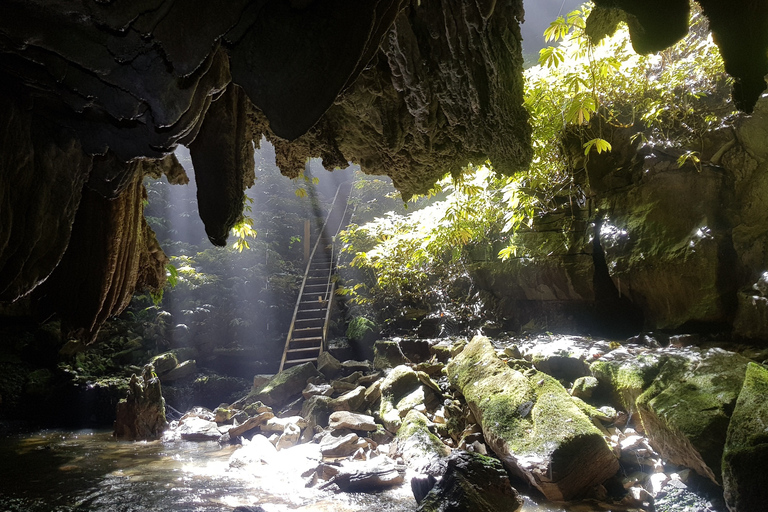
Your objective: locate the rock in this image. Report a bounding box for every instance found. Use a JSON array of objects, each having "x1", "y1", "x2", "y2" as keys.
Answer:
[
  {"x1": 340, "y1": 360, "x2": 371, "y2": 376},
  {"x1": 379, "y1": 365, "x2": 422, "y2": 433},
  {"x1": 526, "y1": 335, "x2": 595, "y2": 382},
  {"x1": 590, "y1": 348, "x2": 666, "y2": 412},
  {"x1": 178, "y1": 416, "x2": 222, "y2": 441},
  {"x1": 213, "y1": 406, "x2": 234, "y2": 423},
  {"x1": 150, "y1": 352, "x2": 179, "y2": 376},
  {"x1": 317, "y1": 352, "x2": 342, "y2": 380},
  {"x1": 276, "y1": 423, "x2": 301, "y2": 450},
  {"x1": 394, "y1": 410, "x2": 450, "y2": 473},
  {"x1": 399, "y1": 338, "x2": 432, "y2": 363},
  {"x1": 229, "y1": 434, "x2": 278, "y2": 468},
  {"x1": 161, "y1": 359, "x2": 197, "y2": 382},
  {"x1": 242, "y1": 401, "x2": 272, "y2": 417},
  {"x1": 329, "y1": 411, "x2": 377, "y2": 432},
  {"x1": 722, "y1": 362, "x2": 768, "y2": 512},
  {"x1": 301, "y1": 395, "x2": 335, "y2": 431},
  {"x1": 411, "y1": 474, "x2": 438, "y2": 505},
  {"x1": 319, "y1": 458, "x2": 405, "y2": 492},
  {"x1": 320, "y1": 432, "x2": 365, "y2": 458},
  {"x1": 261, "y1": 415, "x2": 308, "y2": 433},
  {"x1": 302, "y1": 382, "x2": 334, "y2": 399},
  {"x1": 228, "y1": 411, "x2": 274, "y2": 438},
  {"x1": 429, "y1": 343, "x2": 452, "y2": 363},
  {"x1": 113, "y1": 365, "x2": 167, "y2": 441},
  {"x1": 447, "y1": 336, "x2": 619, "y2": 501},
  {"x1": 249, "y1": 362, "x2": 322, "y2": 407},
  {"x1": 570, "y1": 376, "x2": 599, "y2": 400},
  {"x1": 416, "y1": 451, "x2": 523, "y2": 512},
  {"x1": 373, "y1": 340, "x2": 411, "y2": 370},
  {"x1": 180, "y1": 406, "x2": 217, "y2": 422},
  {"x1": 636, "y1": 348, "x2": 750, "y2": 484}
]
